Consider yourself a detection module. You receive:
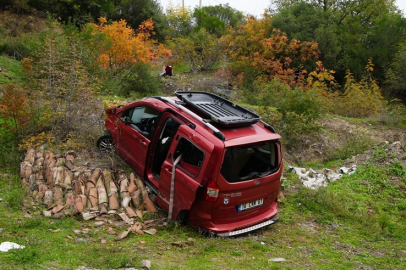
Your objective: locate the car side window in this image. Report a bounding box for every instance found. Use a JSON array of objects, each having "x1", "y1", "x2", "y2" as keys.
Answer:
[
  {"x1": 121, "y1": 106, "x2": 160, "y2": 137},
  {"x1": 174, "y1": 138, "x2": 204, "y2": 177}
]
